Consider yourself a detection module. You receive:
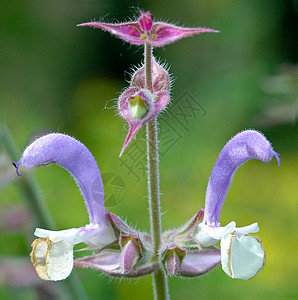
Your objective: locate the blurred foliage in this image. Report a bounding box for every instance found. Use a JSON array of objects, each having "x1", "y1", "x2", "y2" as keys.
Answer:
[{"x1": 0, "y1": 0, "x2": 297, "y2": 299}]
